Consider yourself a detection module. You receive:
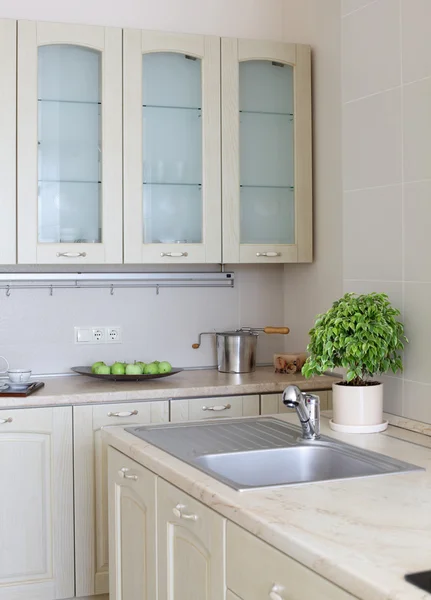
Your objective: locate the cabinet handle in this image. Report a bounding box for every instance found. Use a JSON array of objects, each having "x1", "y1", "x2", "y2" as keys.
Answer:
[
  {"x1": 56, "y1": 252, "x2": 87, "y2": 258},
  {"x1": 202, "y1": 404, "x2": 232, "y2": 412},
  {"x1": 269, "y1": 584, "x2": 285, "y2": 600},
  {"x1": 0, "y1": 417, "x2": 12, "y2": 424},
  {"x1": 256, "y1": 252, "x2": 281, "y2": 258},
  {"x1": 172, "y1": 503, "x2": 198, "y2": 521},
  {"x1": 119, "y1": 467, "x2": 138, "y2": 481},
  {"x1": 107, "y1": 410, "x2": 138, "y2": 417},
  {"x1": 160, "y1": 252, "x2": 188, "y2": 257}
]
